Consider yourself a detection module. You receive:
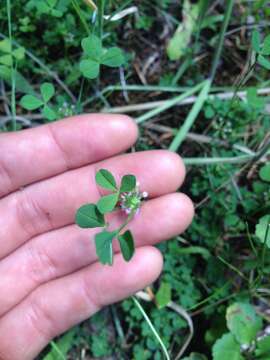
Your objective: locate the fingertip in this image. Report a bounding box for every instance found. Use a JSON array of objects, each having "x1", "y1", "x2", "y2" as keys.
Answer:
[
  {"x1": 102, "y1": 114, "x2": 138, "y2": 148},
  {"x1": 110, "y1": 246, "x2": 163, "y2": 290},
  {"x1": 168, "y1": 192, "x2": 195, "y2": 229},
  {"x1": 136, "y1": 246, "x2": 164, "y2": 282},
  {"x1": 162, "y1": 150, "x2": 186, "y2": 188},
  {"x1": 146, "y1": 150, "x2": 186, "y2": 193}
]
